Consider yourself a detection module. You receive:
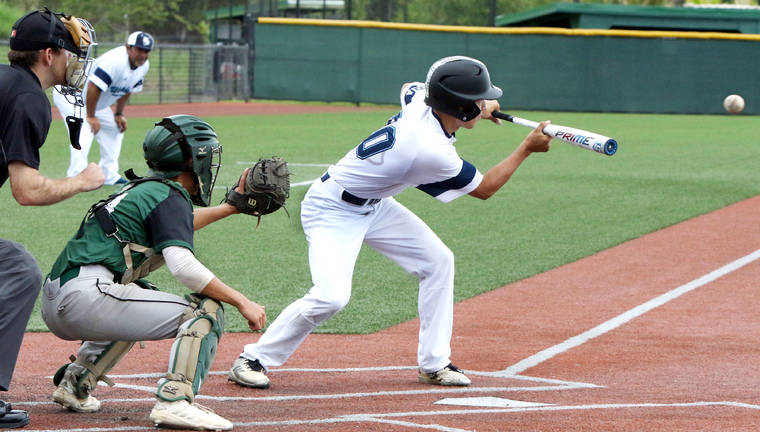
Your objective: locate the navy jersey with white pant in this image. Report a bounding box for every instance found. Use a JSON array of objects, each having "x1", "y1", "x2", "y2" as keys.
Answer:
[{"x1": 241, "y1": 82, "x2": 482, "y2": 373}]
